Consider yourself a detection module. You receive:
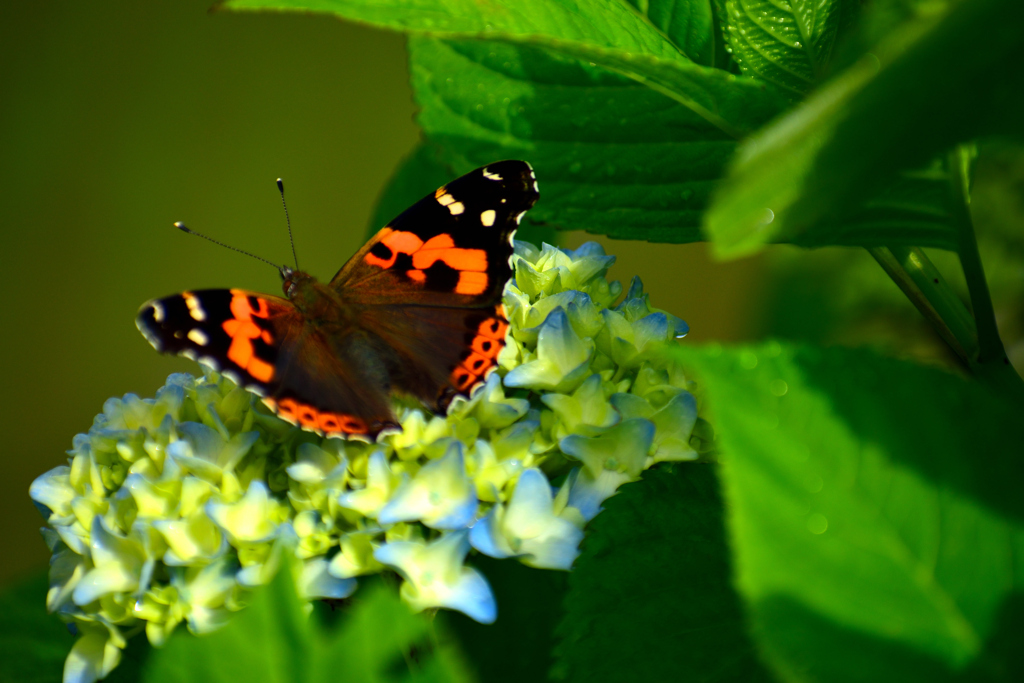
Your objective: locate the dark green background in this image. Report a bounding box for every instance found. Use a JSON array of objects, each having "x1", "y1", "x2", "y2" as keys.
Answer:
[{"x1": 0, "y1": 0, "x2": 762, "y2": 588}]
